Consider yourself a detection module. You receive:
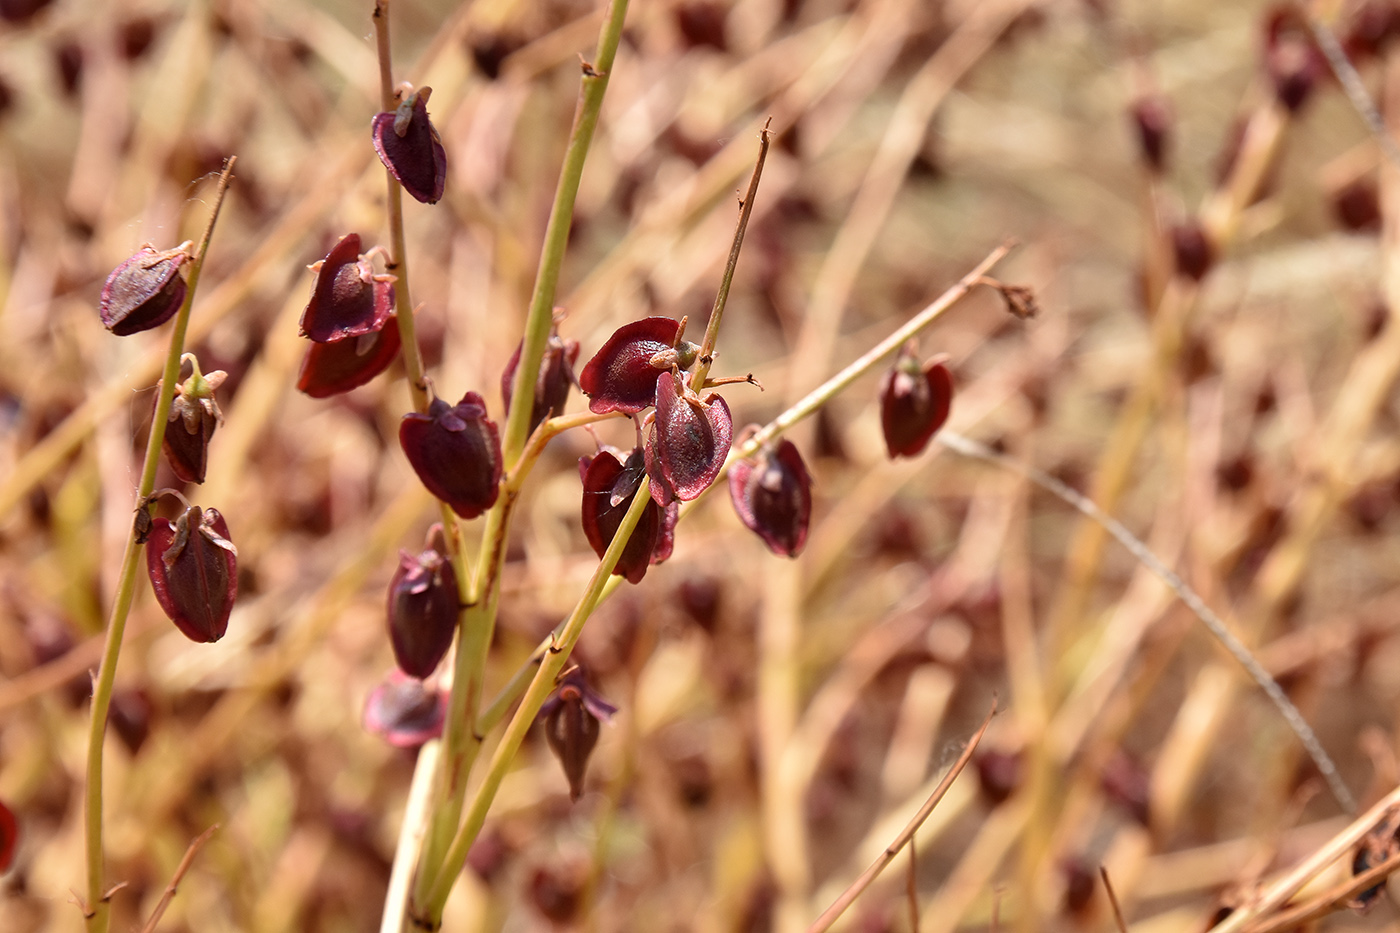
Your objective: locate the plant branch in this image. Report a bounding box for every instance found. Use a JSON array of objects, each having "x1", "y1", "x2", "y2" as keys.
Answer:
[
  {"x1": 84, "y1": 158, "x2": 236, "y2": 933},
  {"x1": 136, "y1": 824, "x2": 218, "y2": 933}
]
